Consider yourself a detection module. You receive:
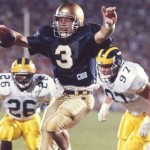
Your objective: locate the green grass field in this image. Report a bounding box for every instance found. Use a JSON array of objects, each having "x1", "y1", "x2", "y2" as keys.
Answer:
[{"x1": 0, "y1": 110, "x2": 124, "y2": 150}]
